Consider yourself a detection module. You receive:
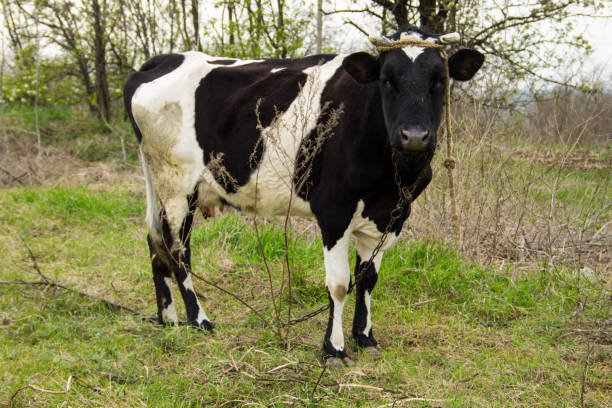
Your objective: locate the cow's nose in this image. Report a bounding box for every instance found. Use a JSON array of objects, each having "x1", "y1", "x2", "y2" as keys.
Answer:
[{"x1": 400, "y1": 126, "x2": 430, "y2": 151}]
